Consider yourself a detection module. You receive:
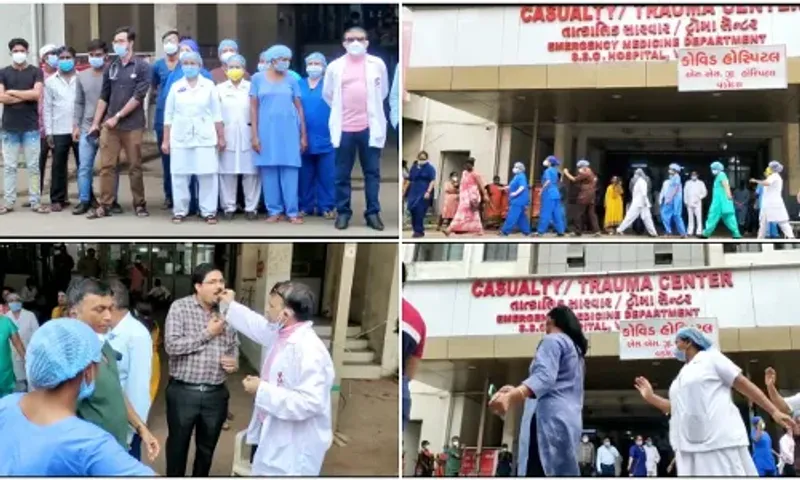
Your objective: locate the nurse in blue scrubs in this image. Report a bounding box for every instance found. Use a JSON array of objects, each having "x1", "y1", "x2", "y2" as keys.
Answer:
[
  {"x1": 536, "y1": 155, "x2": 566, "y2": 235},
  {"x1": 406, "y1": 151, "x2": 436, "y2": 237},
  {"x1": 660, "y1": 163, "x2": 688, "y2": 237},
  {"x1": 298, "y1": 52, "x2": 335, "y2": 218},
  {"x1": 501, "y1": 162, "x2": 532, "y2": 236}
]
